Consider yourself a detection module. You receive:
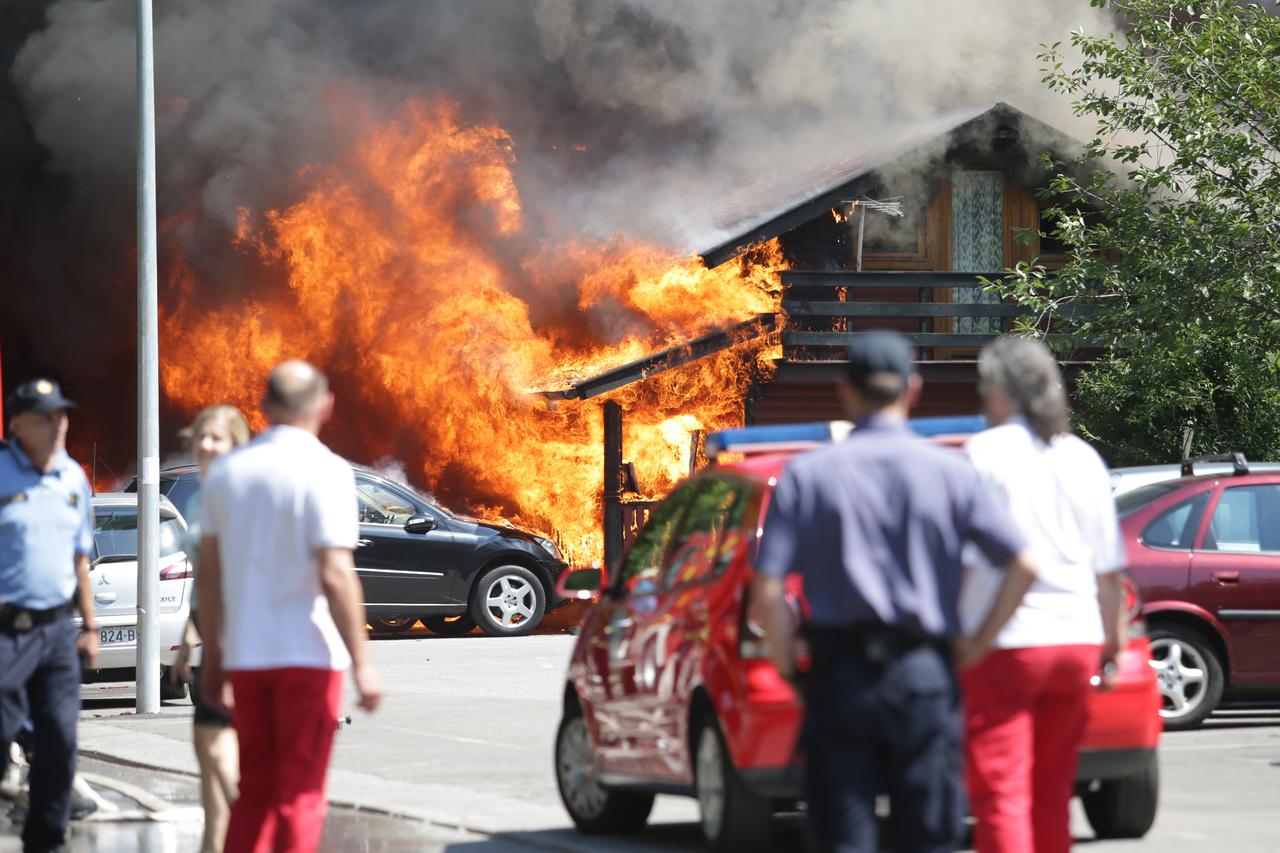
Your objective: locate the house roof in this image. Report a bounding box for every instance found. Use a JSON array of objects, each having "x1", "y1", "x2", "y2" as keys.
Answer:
[{"x1": 699, "y1": 102, "x2": 1084, "y2": 268}]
